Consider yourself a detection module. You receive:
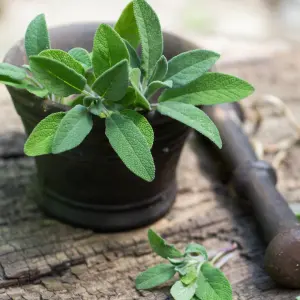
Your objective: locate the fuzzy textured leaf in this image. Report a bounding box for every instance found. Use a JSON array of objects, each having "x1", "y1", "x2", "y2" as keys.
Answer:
[
  {"x1": 195, "y1": 263, "x2": 232, "y2": 300},
  {"x1": 159, "y1": 73, "x2": 254, "y2": 105},
  {"x1": 124, "y1": 40, "x2": 141, "y2": 69},
  {"x1": 0, "y1": 63, "x2": 27, "y2": 82},
  {"x1": 185, "y1": 244, "x2": 208, "y2": 260},
  {"x1": 26, "y1": 85, "x2": 49, "y2": 97},
  {"x1": 171, "y1": 281, "x2": 197, "y2": 300},
  {"x1": 133, "y1": 0, "x2": 163, "y2": 79},
  {"x1": 0, "y1": 75, "x2": 47, "y2": 98},
  {"x1": 68, "y1": 48, "x2": 92, "y2": 69},
  {"x1": 105, "y1": 113, "x2": 155, "y2": 181},
  {"x1": 25, "y1": 14, "x2": 50, "y2": 58},
  {"x1": 70, "y1": 95, "x2": 85, "y2": 107},
  {"x1": 135, "y1": 264, "x2": 176, "y2": 290},
  {"x1": 29, "y1": 56, "x2": 87, "y2": 97},
  {"x1": 39, "y1": 49, "x2": 84, "y2": 75},
  {"x1": 129, "y1": 68, "x2": 151, "y2": 110},
  {"x1": 0, "y1": 80, "x2": 27, "y2": 89},
  {"x1": 135, "y1": 89, "x2": 151, "y2": 110},
  {"x1": 150, "y1": 55, "x2": 168, "y2": 83},
  {"x1": 118, "y1": 86, "x2": 136, "y2": 108},
  {"x1": 175, "y1": 263, "x2": 189, "y2": 276},
  {"x1": 181, "y1": 267, "x2": 198, "y2": 285},
  {"x1": 121, "y1": 109, "x2": 154, "y2": 148},
  {"x1": 52, "y1": 105, "x2": 93, "y2": 154},
  {"x1": 148, "y1": 229, "x2": 182, "y2": 259},
  {"x1": 82, "y1": 97, "x2": 105, "y2": 117},
  {"x1": 92, "y1": 24, "x2": 129, "y2": 77},
  {"x1": 157, "y1": 102, "x2": 222, "y2": 148},
  {"x1": 92, "y1": 60, "x2": 129, "y2": 101},
  {"x1": 130, "y1": 68, "x2": 141, "y2": 88},
  {"x1": 145, "y1": 80, "x2": 172, "y2": 98},
  {"x1": 165, "y1": 50, "x2": 220, "y2": 88},
  {"x1": 24, "y1": 112, "x2": 65, "y2": 156},
  {"x1": 86, "y1": 70, "x2": 97, "y2": 86},
  {"x1": 115, "y1": 2, "x2": 140, "y2": 49}
]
